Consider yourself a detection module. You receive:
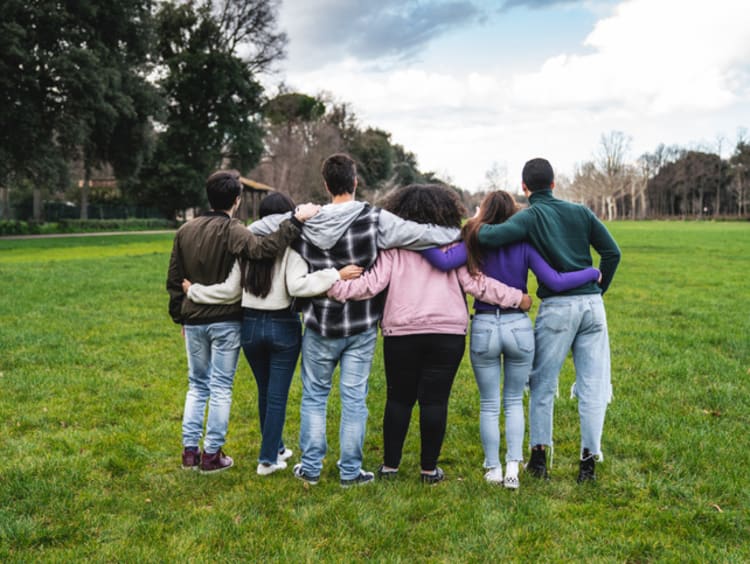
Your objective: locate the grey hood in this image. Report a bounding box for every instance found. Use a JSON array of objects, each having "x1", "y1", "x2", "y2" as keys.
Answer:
[{"x1": 248, "y1": 201, "x2": 368, "y2": 251}]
